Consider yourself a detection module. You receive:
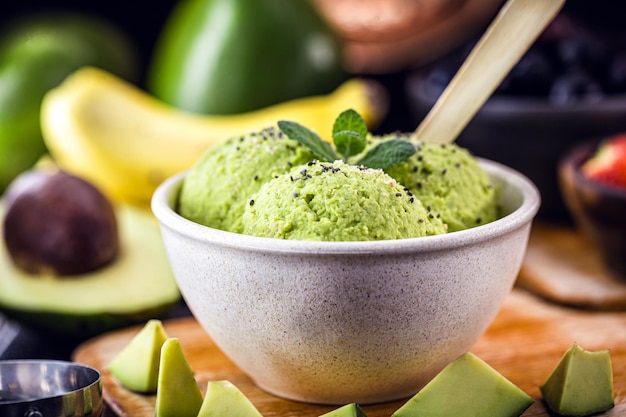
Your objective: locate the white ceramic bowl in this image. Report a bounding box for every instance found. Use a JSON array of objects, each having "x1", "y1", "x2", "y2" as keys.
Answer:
[{"x1": 151, "y1": 159, "x2": 540, "y2": 405}]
